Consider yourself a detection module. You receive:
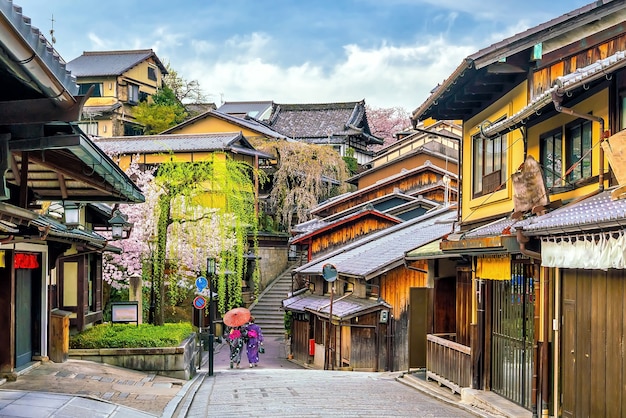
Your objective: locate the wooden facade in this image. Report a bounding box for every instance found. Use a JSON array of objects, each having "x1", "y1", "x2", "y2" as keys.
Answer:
[
  {"x1": 380, "y1": 263, "x2": 428, "y2": 371},
  {"x1": 312, "y1": 165, "x2": 458, "y2": 218},
  {"x1": 560, "y1": 268, "x2": 626, "y2": 417}
]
